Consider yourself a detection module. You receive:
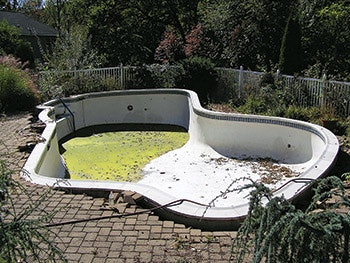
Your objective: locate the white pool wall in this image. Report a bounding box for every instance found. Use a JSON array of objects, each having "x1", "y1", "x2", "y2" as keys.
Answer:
[{"x1": 22, "y1": 89, "x2": 339, "y2": 229}]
